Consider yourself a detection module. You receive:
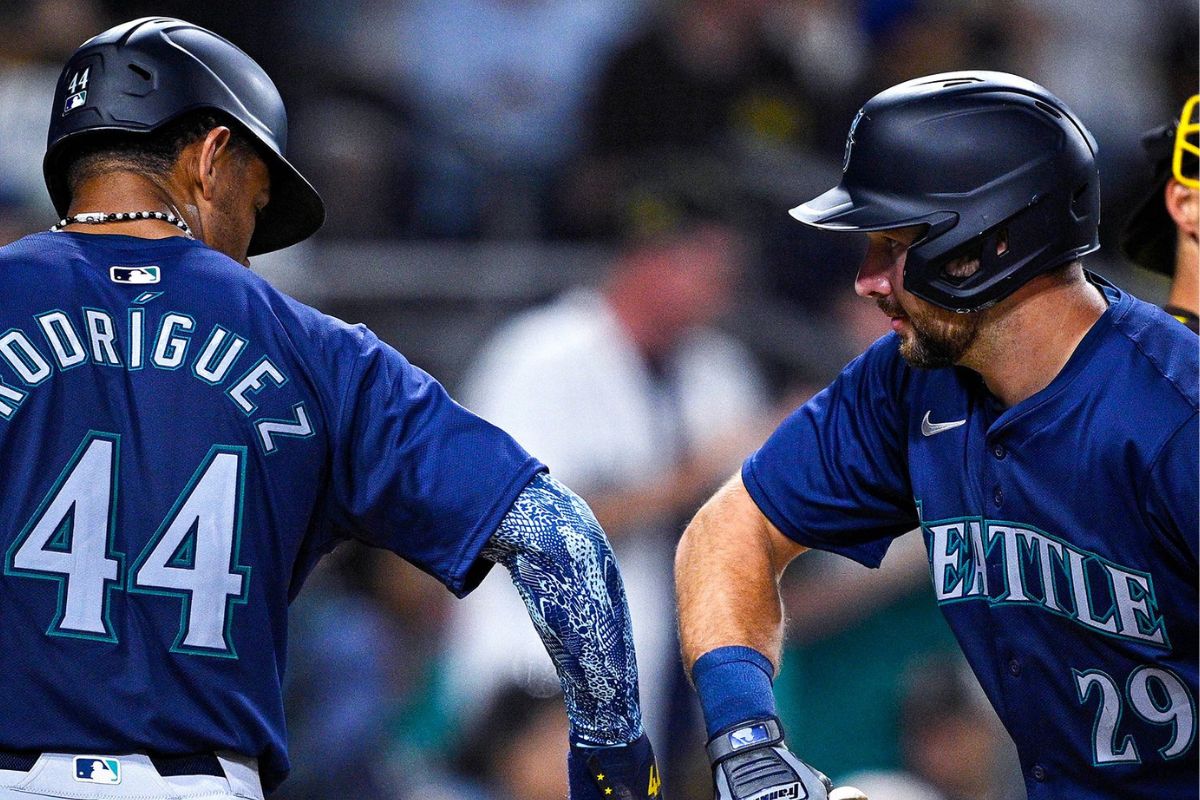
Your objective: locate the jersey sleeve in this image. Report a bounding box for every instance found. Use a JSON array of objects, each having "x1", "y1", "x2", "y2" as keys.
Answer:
[
  {"x1": 742, "y1": 337, "x2": 917, "y2": 568},
  {"x1": 325, "y1": 325, "x2": 545, "y2": 596},
  {"x1": 1144, "y1": 411, "x2": 1199, "y2": 566}
]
